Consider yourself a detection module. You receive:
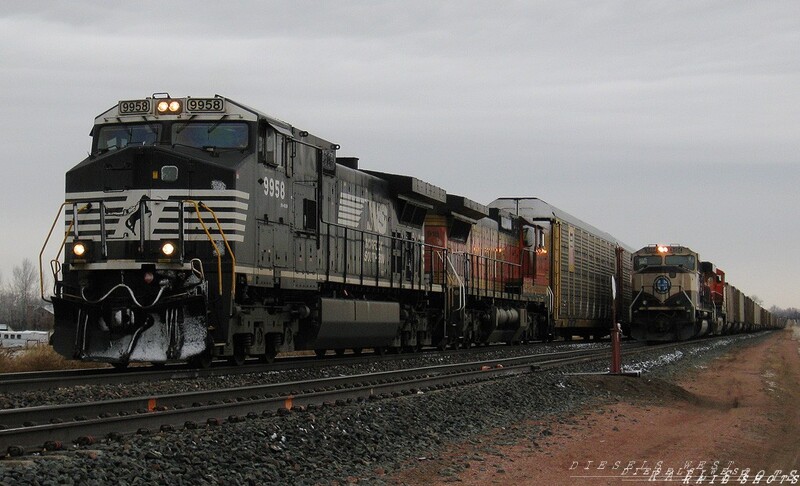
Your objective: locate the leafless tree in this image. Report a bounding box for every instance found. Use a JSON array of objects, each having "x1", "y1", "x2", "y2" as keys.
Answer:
[{"x1": 6, "y1": 259, "x2": 41, "y2": 330}]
